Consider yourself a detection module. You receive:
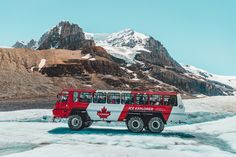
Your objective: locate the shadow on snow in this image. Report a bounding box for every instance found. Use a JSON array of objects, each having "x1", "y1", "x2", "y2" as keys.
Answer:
[{"x1": 48, "y1": 127, "x2": 195, "y2": 139}]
